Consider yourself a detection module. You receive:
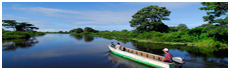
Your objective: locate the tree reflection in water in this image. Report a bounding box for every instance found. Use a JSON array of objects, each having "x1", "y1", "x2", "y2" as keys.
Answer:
[
  {"x1": 70, "y1": 35, "x2": 94, "y2": 42},
  {"x1": 84, "y1": 35, "x2": 94, "y2": 42},
  {"x1": 70, "y1": 35, "x2": 83, "y2": 40},
  {"x1": 2, "y1": 37, "x2": 39, "y2": 51}
]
